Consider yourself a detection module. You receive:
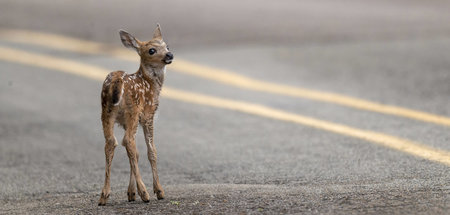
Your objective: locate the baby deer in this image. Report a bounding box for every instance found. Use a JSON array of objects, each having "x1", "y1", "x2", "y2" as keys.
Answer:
[{"x1": 98, "y1": 24, "x2": 173, "y2": 206}]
